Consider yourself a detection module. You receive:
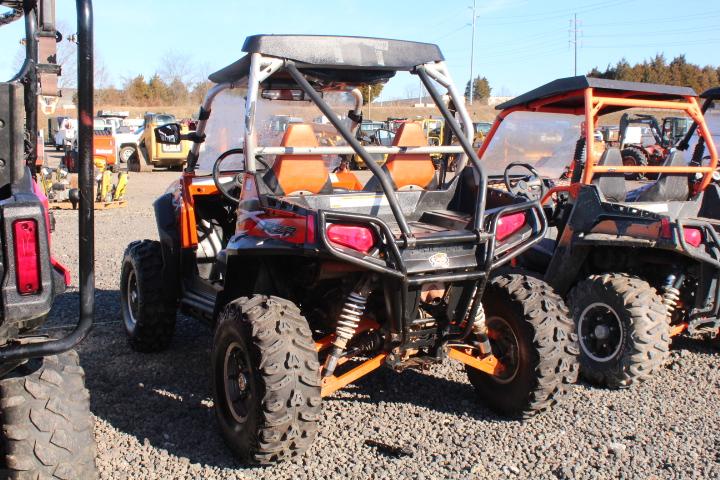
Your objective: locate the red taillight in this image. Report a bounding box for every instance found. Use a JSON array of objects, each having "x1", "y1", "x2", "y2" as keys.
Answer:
[
  {"x1": 327, "y1": 224, "x2": 375, "y2": 253},
  {"x1": 496, "y1": 212, "x2": 527, "y2": 241},
  {"x1": 13, "y1": 219, "x2": 40, "y2": 295},
  {"x1": 683, "y1": 227, "x2": 702, "y2": 247}
]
